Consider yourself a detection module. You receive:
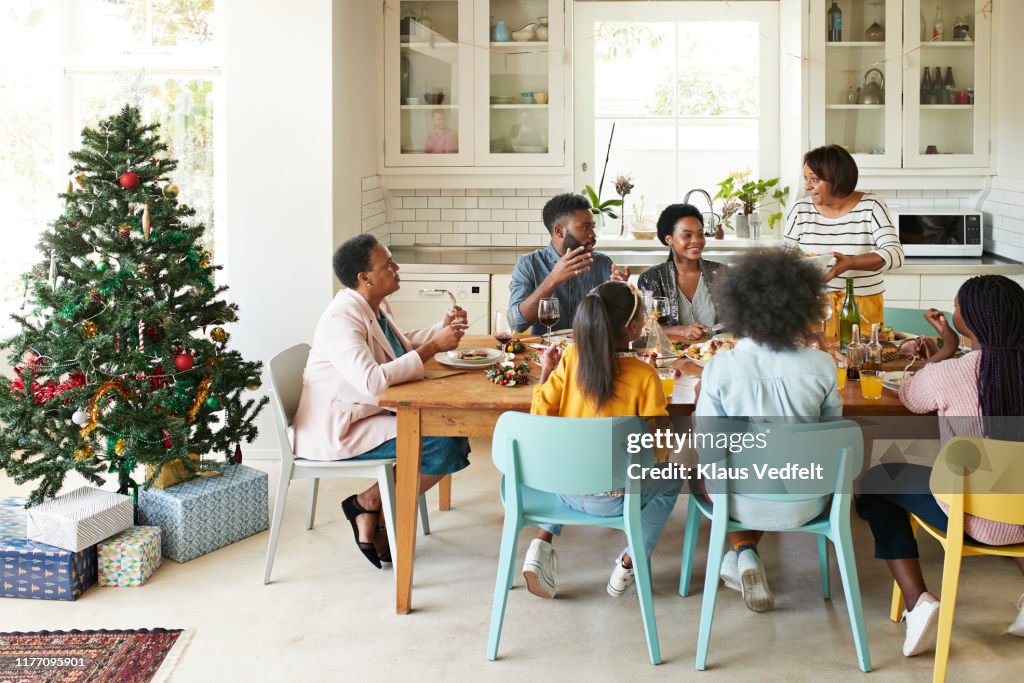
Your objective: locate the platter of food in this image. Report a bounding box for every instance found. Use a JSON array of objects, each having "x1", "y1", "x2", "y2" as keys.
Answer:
[
  {"x1": 882, "y1": 370, "x2": 908, "y2": 392},
  {"x1": 684, "y1": 335, "x2": 737, "y2": 367},
  {"x1": 435, "y1": 348, "x2": 505, "y2": 368}
]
